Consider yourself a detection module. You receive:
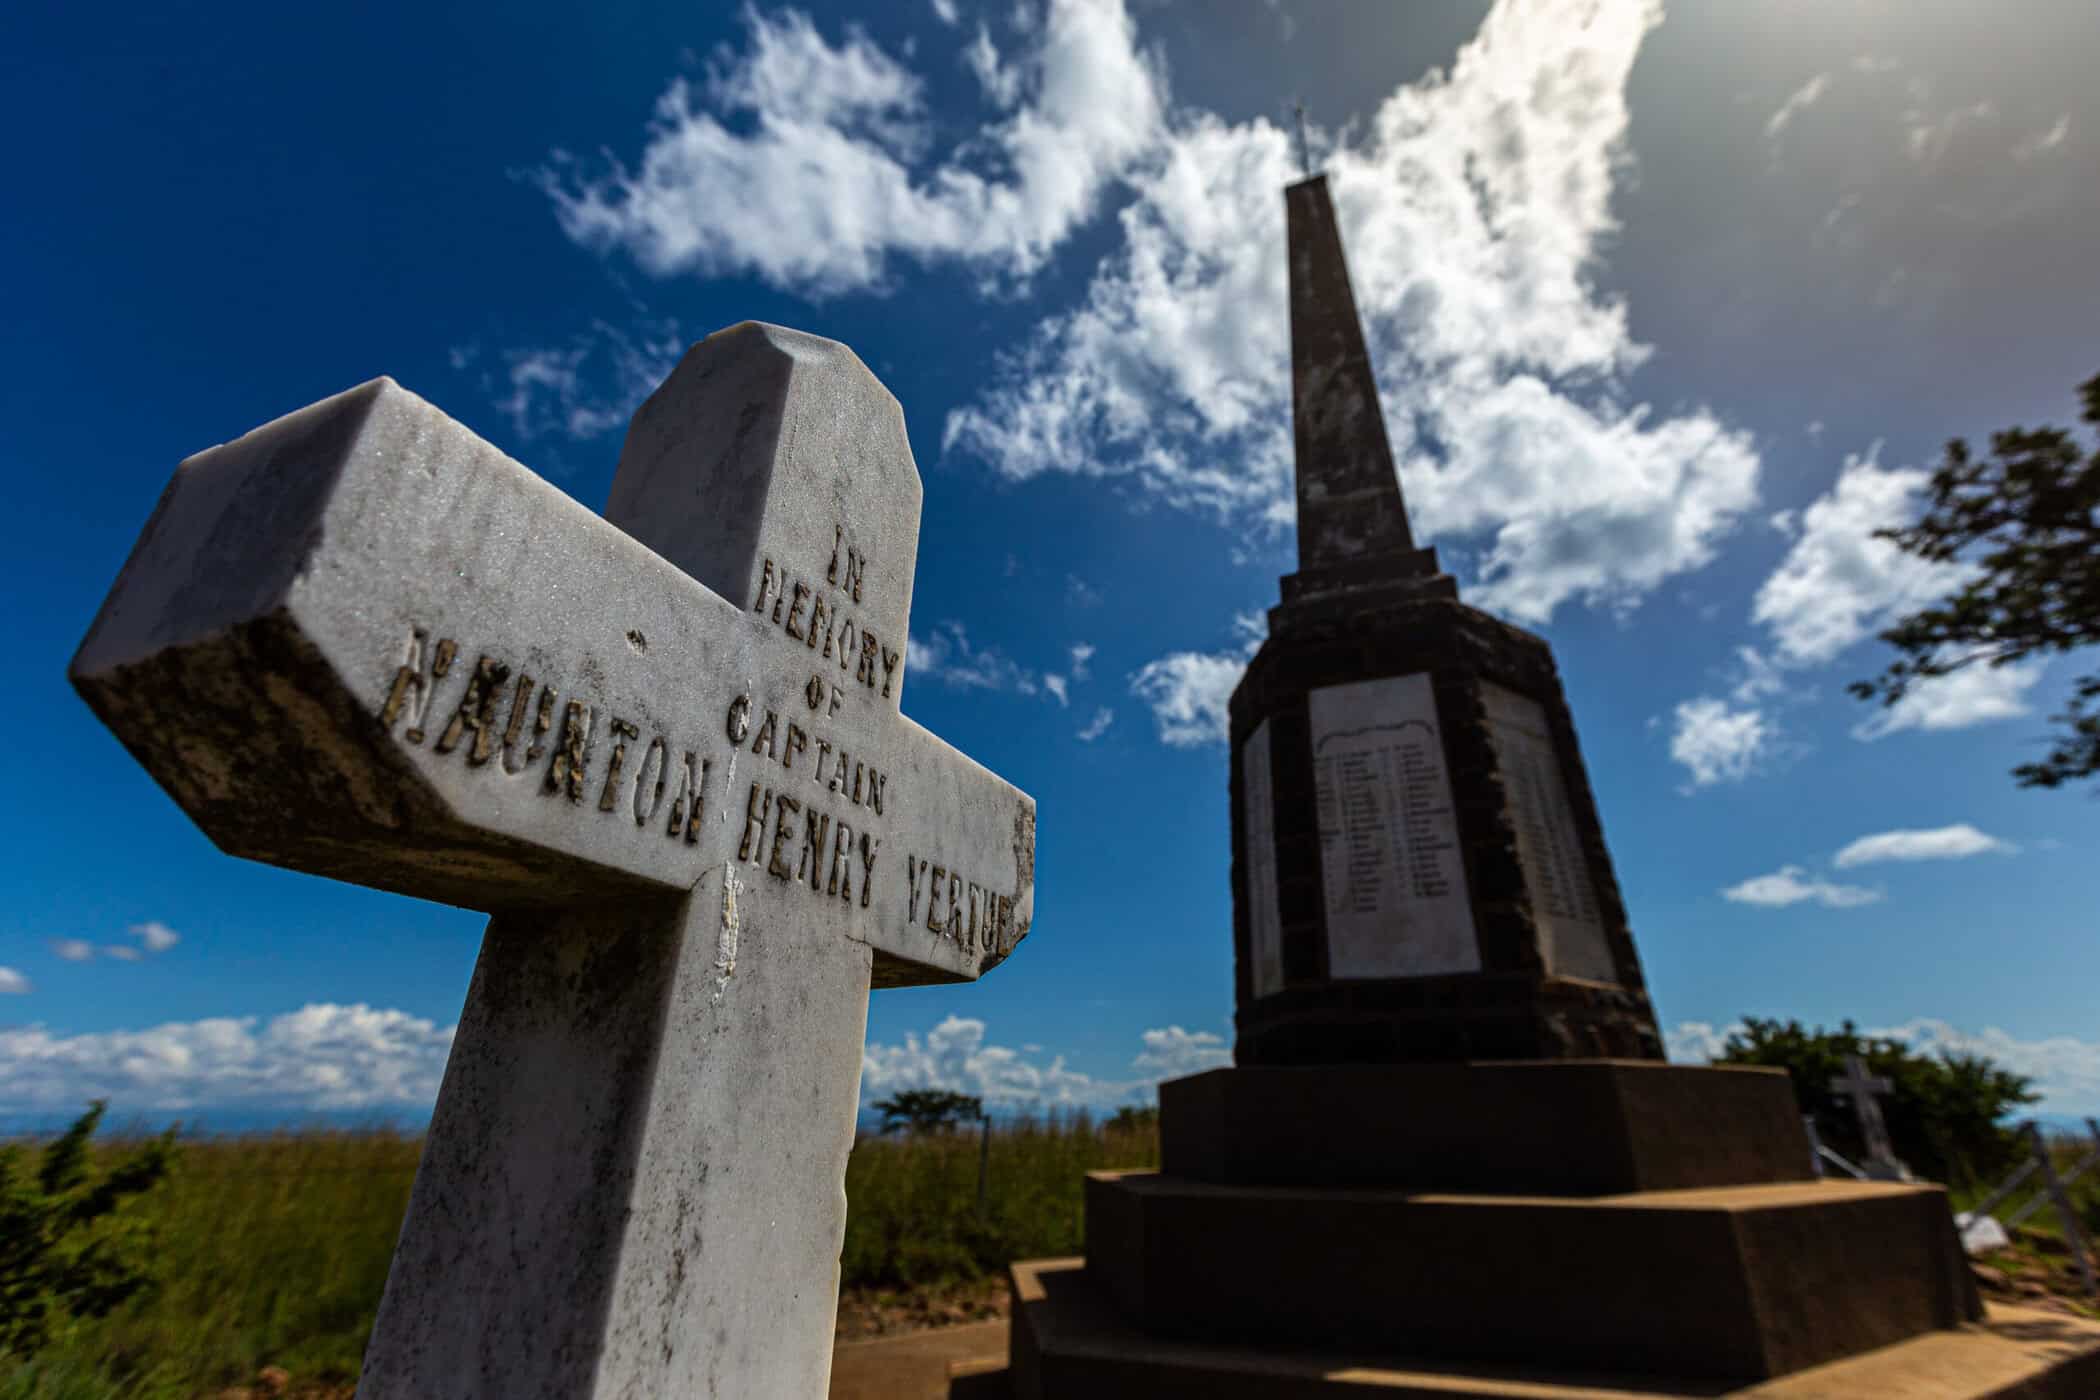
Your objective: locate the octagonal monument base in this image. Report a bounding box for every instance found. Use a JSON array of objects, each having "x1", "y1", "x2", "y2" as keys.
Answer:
[{"x1": 944, "y1": 1061, "x2": 2100, "y2": 1399}]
